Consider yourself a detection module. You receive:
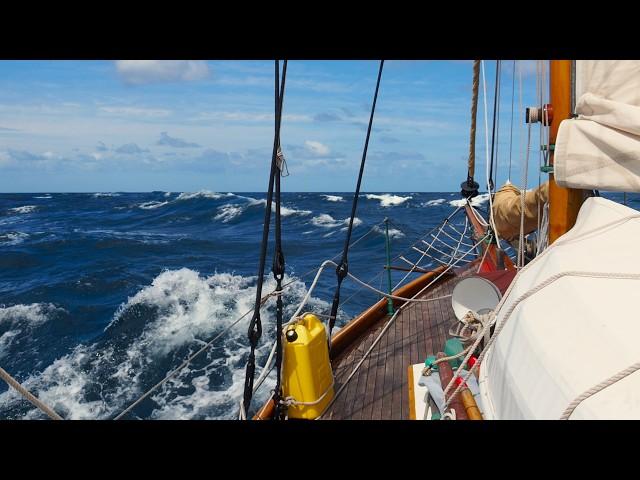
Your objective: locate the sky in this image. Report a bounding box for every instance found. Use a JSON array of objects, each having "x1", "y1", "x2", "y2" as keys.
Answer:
[{"x1": 0, "y1": 60, "x2": 546, "y2": 192}]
